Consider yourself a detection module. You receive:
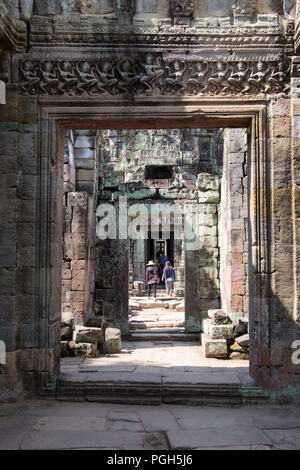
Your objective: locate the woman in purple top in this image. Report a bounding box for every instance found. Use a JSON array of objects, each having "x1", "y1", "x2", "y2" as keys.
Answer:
[
  {"x1": 146, "y1": 260, "x2": 159, "y2": 299},
  {"x1": 162, "y1": 261, "x2": 175, "y2": 296}
]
